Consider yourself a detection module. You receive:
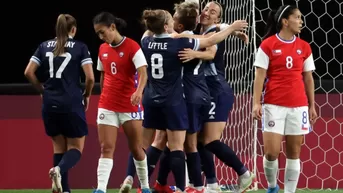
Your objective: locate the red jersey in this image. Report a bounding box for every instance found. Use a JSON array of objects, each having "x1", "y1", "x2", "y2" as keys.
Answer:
[
  {"x1": 97, "y1": 37, "x2": 147, "y2": 112},
  {"x1": 253, "y1": 34, "x2": 315, "y2": 107}
]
